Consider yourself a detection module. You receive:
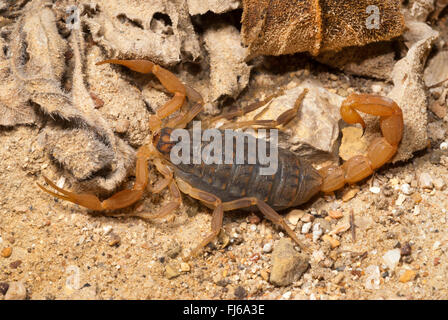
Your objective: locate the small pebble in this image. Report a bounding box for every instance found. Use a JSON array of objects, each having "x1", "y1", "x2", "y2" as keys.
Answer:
[
  {"x1": 0, "y1": 282, "x2": 9, "y2": 295},
  {"x1": 301, "y1": 222, "x2": 312, "y2": 234},
  {"x1": 399, "y1": 270, "x2": 416, "y2": 283},
  {"x1": 1, "y1": 247, "x2": 12, "y2": 258},
  {"x1": 180, "y1": 262, "x2": 191, "y2": 272},
  {"x1": 395, "y1": 194, "x2": 406, "y2": 206},
  {"x1": 418, "y1": 173, "x2": 433, "y2": 189},
  {"x1": 400, "y1": 243, "x2": 412, "y2": 256},
  {"x1": 364, "y1": 265, "x2": 380, "y2": 290},
  {"x1": 329, "y1": 210, "x2": 343, "y2": 219},
  {"x1": 282, "y1": 291, "x2": 292, "y2": 300},
  {"x1": 234, "y1": 286, "x2": 247, "y2": 299},
  {"x1": 440, "y1": 142, "x2": 448, "y2": 150},
  {"x1": 382, "y1": 249, "x2": 401, "y2": 270},
  {"x1": 262, "y1": 242, "x2": 273, "y2": 253},
  {"x1": 114, "y1": 119, "x2": 130, "y2": 133},
  {"x1": 312, "y1": 223, "x2": 323, "y2": 242},
  {"x1": 400, "y1": 184, "x2": 412, "y2": 195},
  {"x1": 4, "y1": 281, "x2": 26, "y2": 300},
  {"x1": 322, "y1": 234, "x2": 340, "y2": 248},
  {"x1": 260, "y1": 270, "x2": 269, "y2": 281},
  {"x1": 10, "y1": 260, "x2": 22, "y2": 269},
  {"x1": 342, "y1": 188, "x2": 359, "y2": 202},
  {"x1": 286, "y1": 209, "x2": 304, "y2": 226},
  {"x1": 369, "y1": 186, "x2": 381, "y2": 194},
  {"x1": 165, "y1": 264, "x2": 181, "y2": 279},
  {"x1": 108, "y1": 233, "x2": 121, "y2": 247},
  {"x1": 433, "y1": 178, "x2": 446, "y2": 190}
]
